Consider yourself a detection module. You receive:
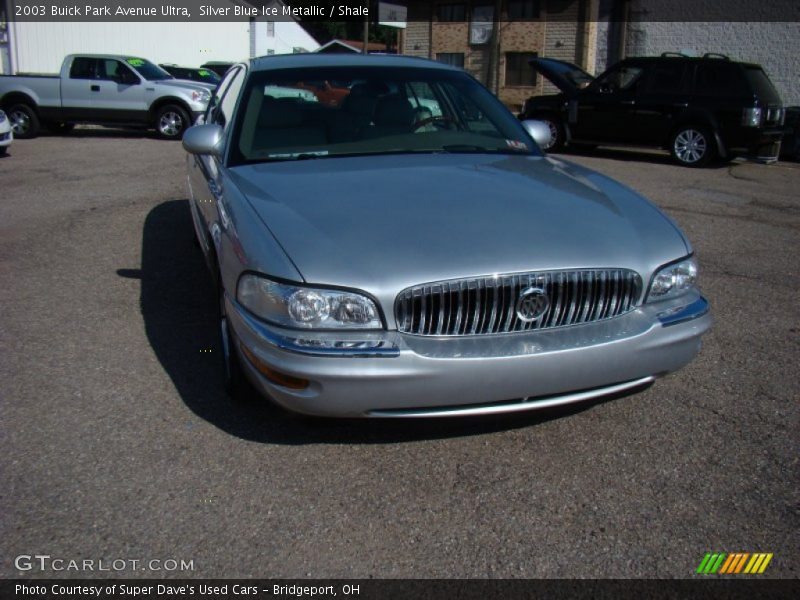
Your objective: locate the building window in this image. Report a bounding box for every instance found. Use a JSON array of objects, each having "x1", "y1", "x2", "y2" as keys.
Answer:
[
  {"x1": 505, "y1": 52, "x2": 538, "y2": 86},
  {"x1": 266, "y1": 21, "x2": 274, "y2": 37},
  {"x1": 507, "y1": 0, "x2": 540, "y2": 19},
  {"x1": 436, "y1": 53, "x2": 465, "y2": 68},
  {"x1": 267, "y1": 49, "x2": 275, "y2": 56},
  {"x1": 437, "y1": 3, "x2": 467, "y2": 22}
]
